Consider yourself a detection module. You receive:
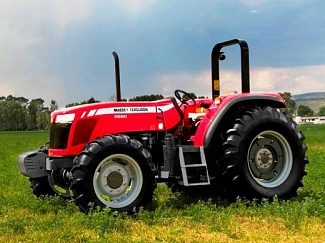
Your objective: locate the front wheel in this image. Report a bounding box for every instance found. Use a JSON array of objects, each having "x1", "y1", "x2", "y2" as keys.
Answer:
[
  {"x1": 219, "y1": 106, "x2": 308, "y2": 200},
  {"x1": 29, "y1": 143, "x2": 73, "y2": 199},
  {"x1": 30, "y1": 170, "x2": 73, "y2": 199},
  {"x1": 71, "y1": 135, "x2": 156, "y2": 213}
]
